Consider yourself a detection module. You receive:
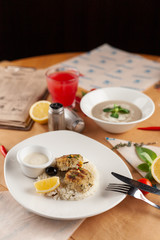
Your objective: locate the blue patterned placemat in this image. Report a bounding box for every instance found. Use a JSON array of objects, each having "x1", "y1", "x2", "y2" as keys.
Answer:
[{"x1": 52, "y1": 44, "x2": 160, "y2": 91}]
